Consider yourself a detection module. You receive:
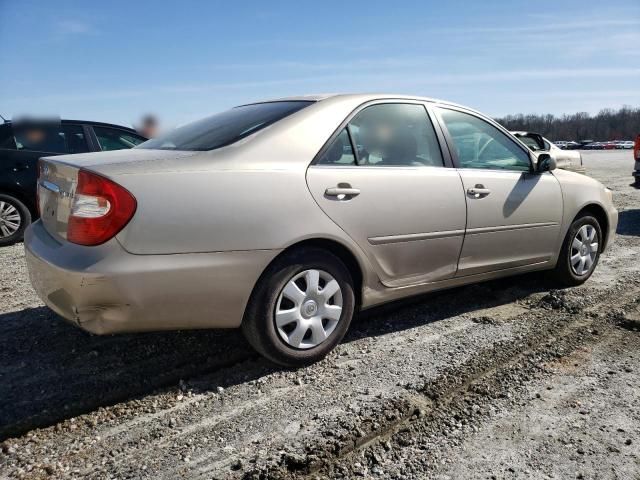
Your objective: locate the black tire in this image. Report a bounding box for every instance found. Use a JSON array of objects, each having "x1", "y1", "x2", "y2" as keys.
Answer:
[
  {"x1": 242, "y1": 247, "x2": 356, "y2": 367},
  {"x1": 0, "y1": 194, "x2": 31, "y2": 247},
  {"x1": 550, "y1": 213, "x2": 602, "y2": 287}
]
